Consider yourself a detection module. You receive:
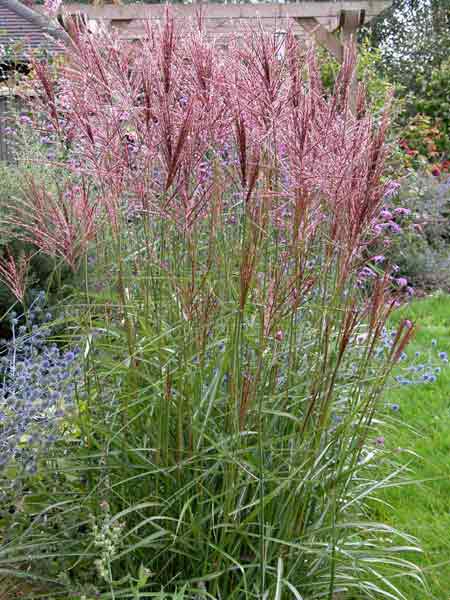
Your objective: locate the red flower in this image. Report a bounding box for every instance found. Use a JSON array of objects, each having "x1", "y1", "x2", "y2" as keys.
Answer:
[{"x1": 431, "y1": 165, "x2": 441, "y2": 177}]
